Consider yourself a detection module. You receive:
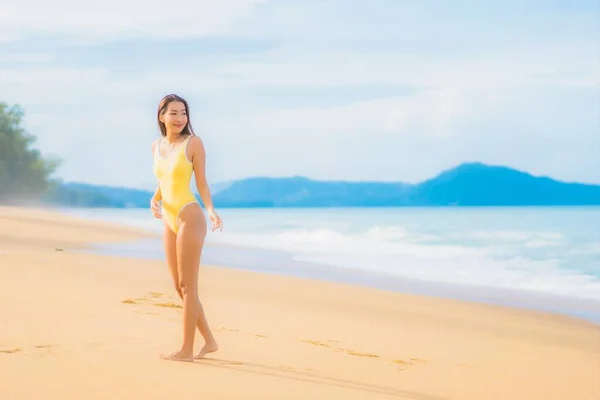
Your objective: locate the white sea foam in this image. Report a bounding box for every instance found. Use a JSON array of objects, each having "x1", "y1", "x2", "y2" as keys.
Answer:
[
  {"x1": 62, "y1": 207, "x2": 600, "y2": 301},
  {"x1": 205, "y1": 225, "x2": 600, "y2": 300}
]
